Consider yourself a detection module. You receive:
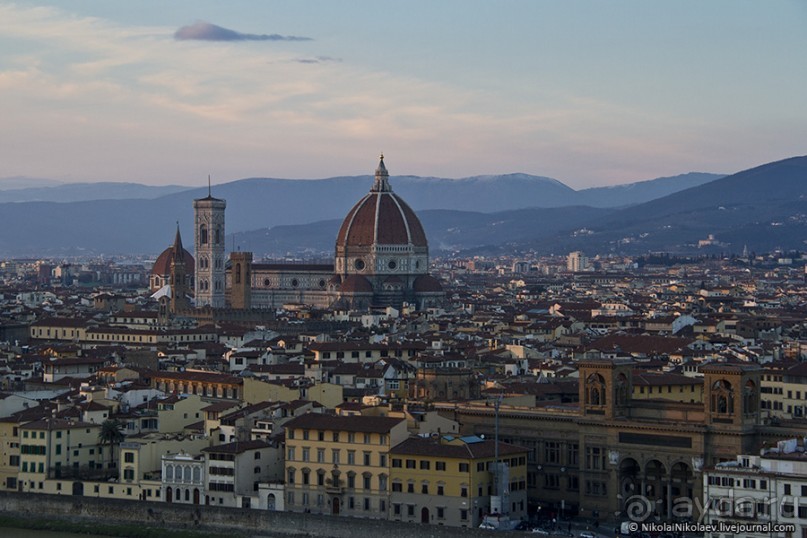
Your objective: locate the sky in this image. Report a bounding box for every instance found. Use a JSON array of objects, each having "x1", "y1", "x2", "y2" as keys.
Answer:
[{"x1": 0, "y1": 1, "x2": 805, "y2": 189}]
